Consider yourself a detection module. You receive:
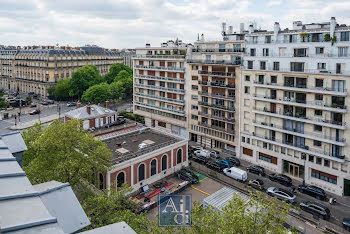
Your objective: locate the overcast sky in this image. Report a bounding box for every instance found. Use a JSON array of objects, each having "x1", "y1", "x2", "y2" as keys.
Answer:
[{"x1": 1, "y1": 0, "x2": 350, "y2": 49}]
